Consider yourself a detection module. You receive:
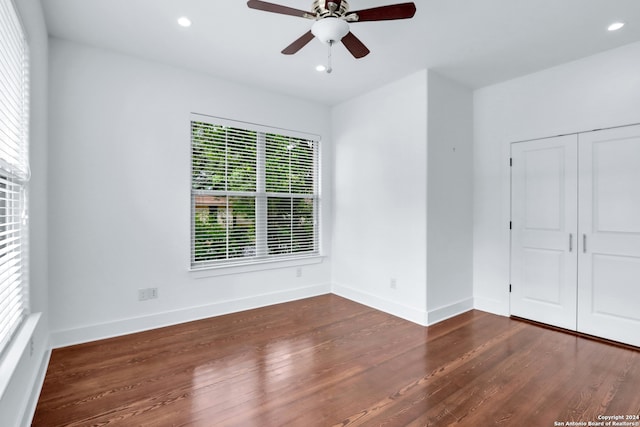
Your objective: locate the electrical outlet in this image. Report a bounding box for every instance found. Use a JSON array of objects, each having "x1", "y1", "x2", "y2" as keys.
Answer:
[
  {"x1": 296, "y1": 267, "x2": 302, "y2": 278},
  {"x1": 138, "y1": 287, "x2": 158, "y2": 301},
  {"x1": 30, "y1": 338, "x2": 34, "y2": 357},
  {"x1": 390, "y1": 278, "x2": 397, "y2": 289}
]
